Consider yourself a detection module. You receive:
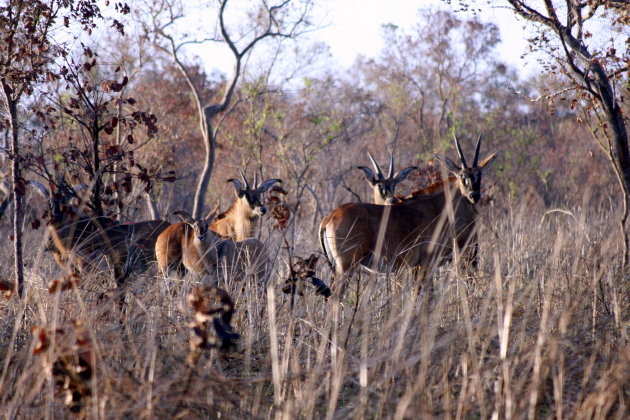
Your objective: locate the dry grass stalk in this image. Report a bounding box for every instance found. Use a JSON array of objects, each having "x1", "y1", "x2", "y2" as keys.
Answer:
[{"x1": 0, "y1": 201, "x2": 627, "y2": 418}]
